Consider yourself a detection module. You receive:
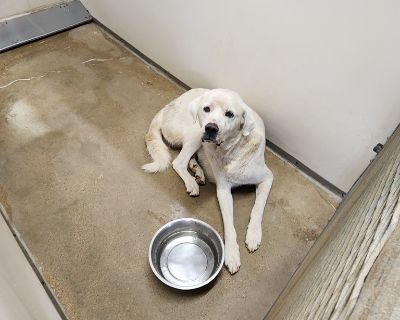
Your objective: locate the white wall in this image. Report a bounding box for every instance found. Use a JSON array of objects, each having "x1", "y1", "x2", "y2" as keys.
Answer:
[
  {"x1": 0, "y1": 0, "x2": 60, "y2": 20},
  {"x1": 82, "y1": 0, "x2": 400, "y2": 192}
]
